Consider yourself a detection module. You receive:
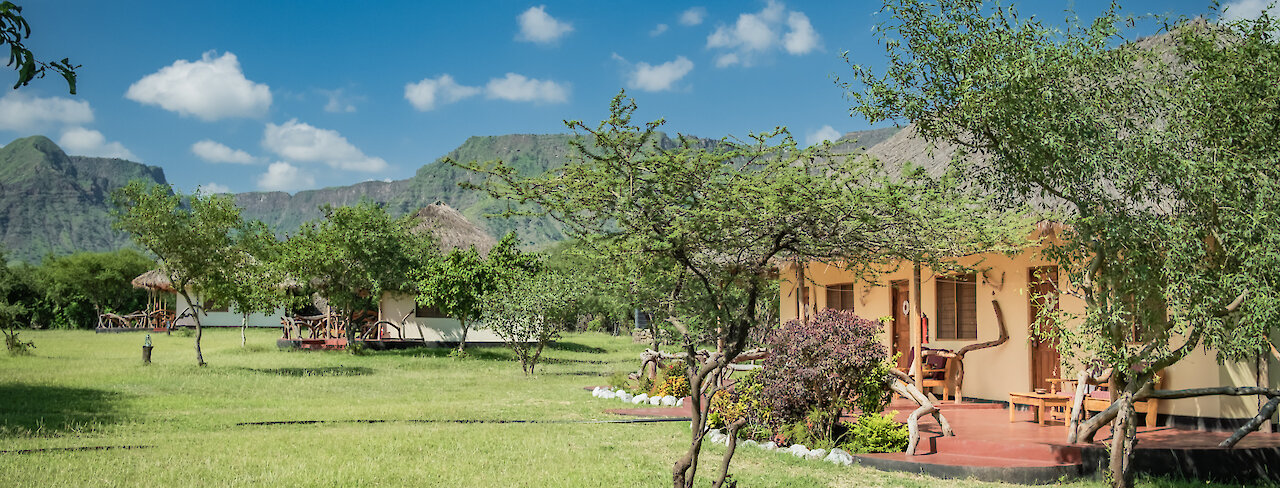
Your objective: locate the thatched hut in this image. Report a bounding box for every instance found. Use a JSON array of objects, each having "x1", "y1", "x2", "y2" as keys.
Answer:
[
  {"x1": 376, "y1": 203, "x2": 507, "y2": 346},
  {"x1": 410, "y1": 202, "x2": 498, "y2": 255},
  {"x1": 131, "y1": 267, "x2": 285, "y2": 329}
]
